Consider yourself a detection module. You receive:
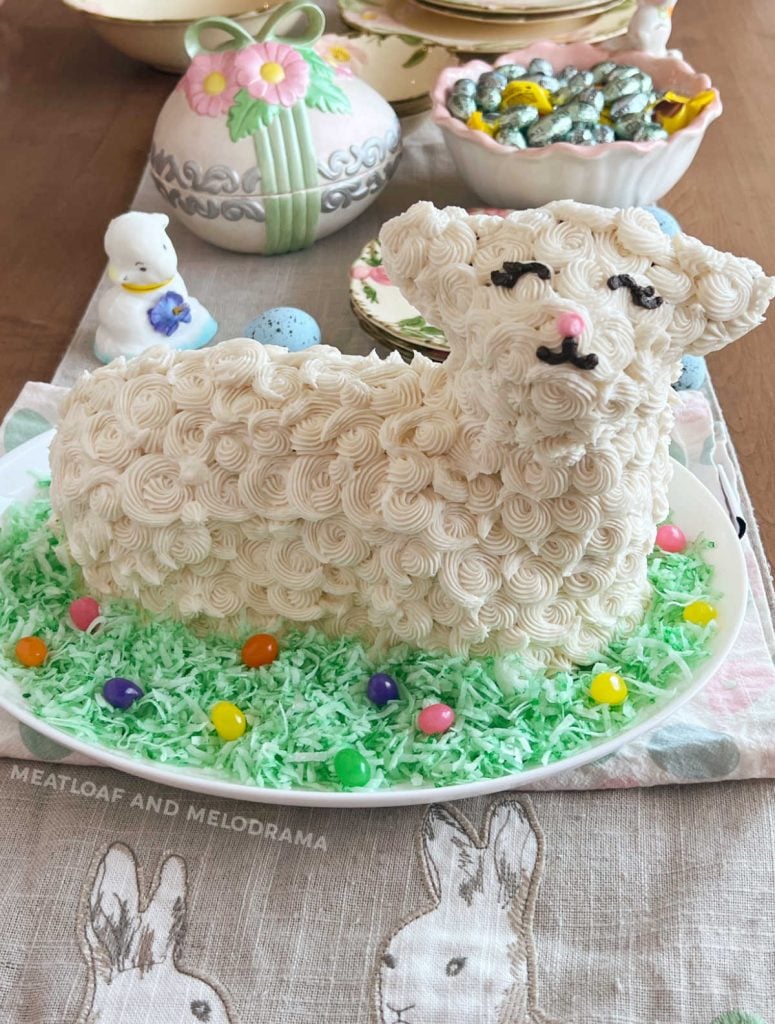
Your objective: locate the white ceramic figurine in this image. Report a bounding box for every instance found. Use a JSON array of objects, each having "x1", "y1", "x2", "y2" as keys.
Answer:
[
  {"x1": 95, "y1": 211, "x2": 217, "y2": 363},
  {"x1": 605, "y1": 0, "x2": 679, "y2": 56}
]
